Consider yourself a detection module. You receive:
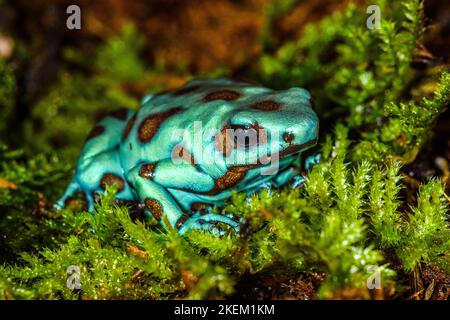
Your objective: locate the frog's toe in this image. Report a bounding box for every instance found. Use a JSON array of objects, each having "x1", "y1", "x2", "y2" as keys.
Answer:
[
  {"x1": 184, "y1": 221, "x2": 227, "y2": 237},
  {"x1": 224, "y1": 212, "x2": 243, "y2": 222},
  {"x1": 55, "y1": 179, "x2": 81, "y2": 210},
  {"x1": 53, "y1": 201, "x2": 64, "y2": 210},
  {"x1": 290, "y1": 175, "x2": 306, "y2": 189},
  {"x1": 304, "y1": 153, "x2": 321, "y2": 171},
  {"x1": 178, "y1": 212, "x2": 240, "y2": 236}
]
